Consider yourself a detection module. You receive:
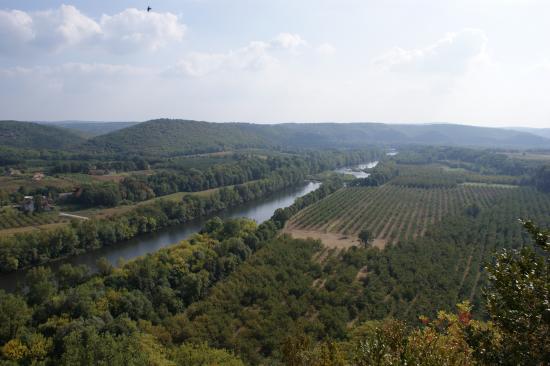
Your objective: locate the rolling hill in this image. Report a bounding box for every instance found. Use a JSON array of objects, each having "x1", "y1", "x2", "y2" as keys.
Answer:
[
  {"x1": 89, "y1": 120, "x2": 550, "y2": 155},
  {"x1": 36, "y1": 121, "x2": 140, "y2": 138},
  {"x1": 2, "y1": 119, "x2": 549, "y2": 154},
  {"x1": 88, "y1": 119, "x2": 272, "y2": 155},
  {"x1": 0, "y1": 120, "x2": 87, "y2": 150},
  {"x1": 509, "y1": 127, "x2": 550, "y2": 140}
]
